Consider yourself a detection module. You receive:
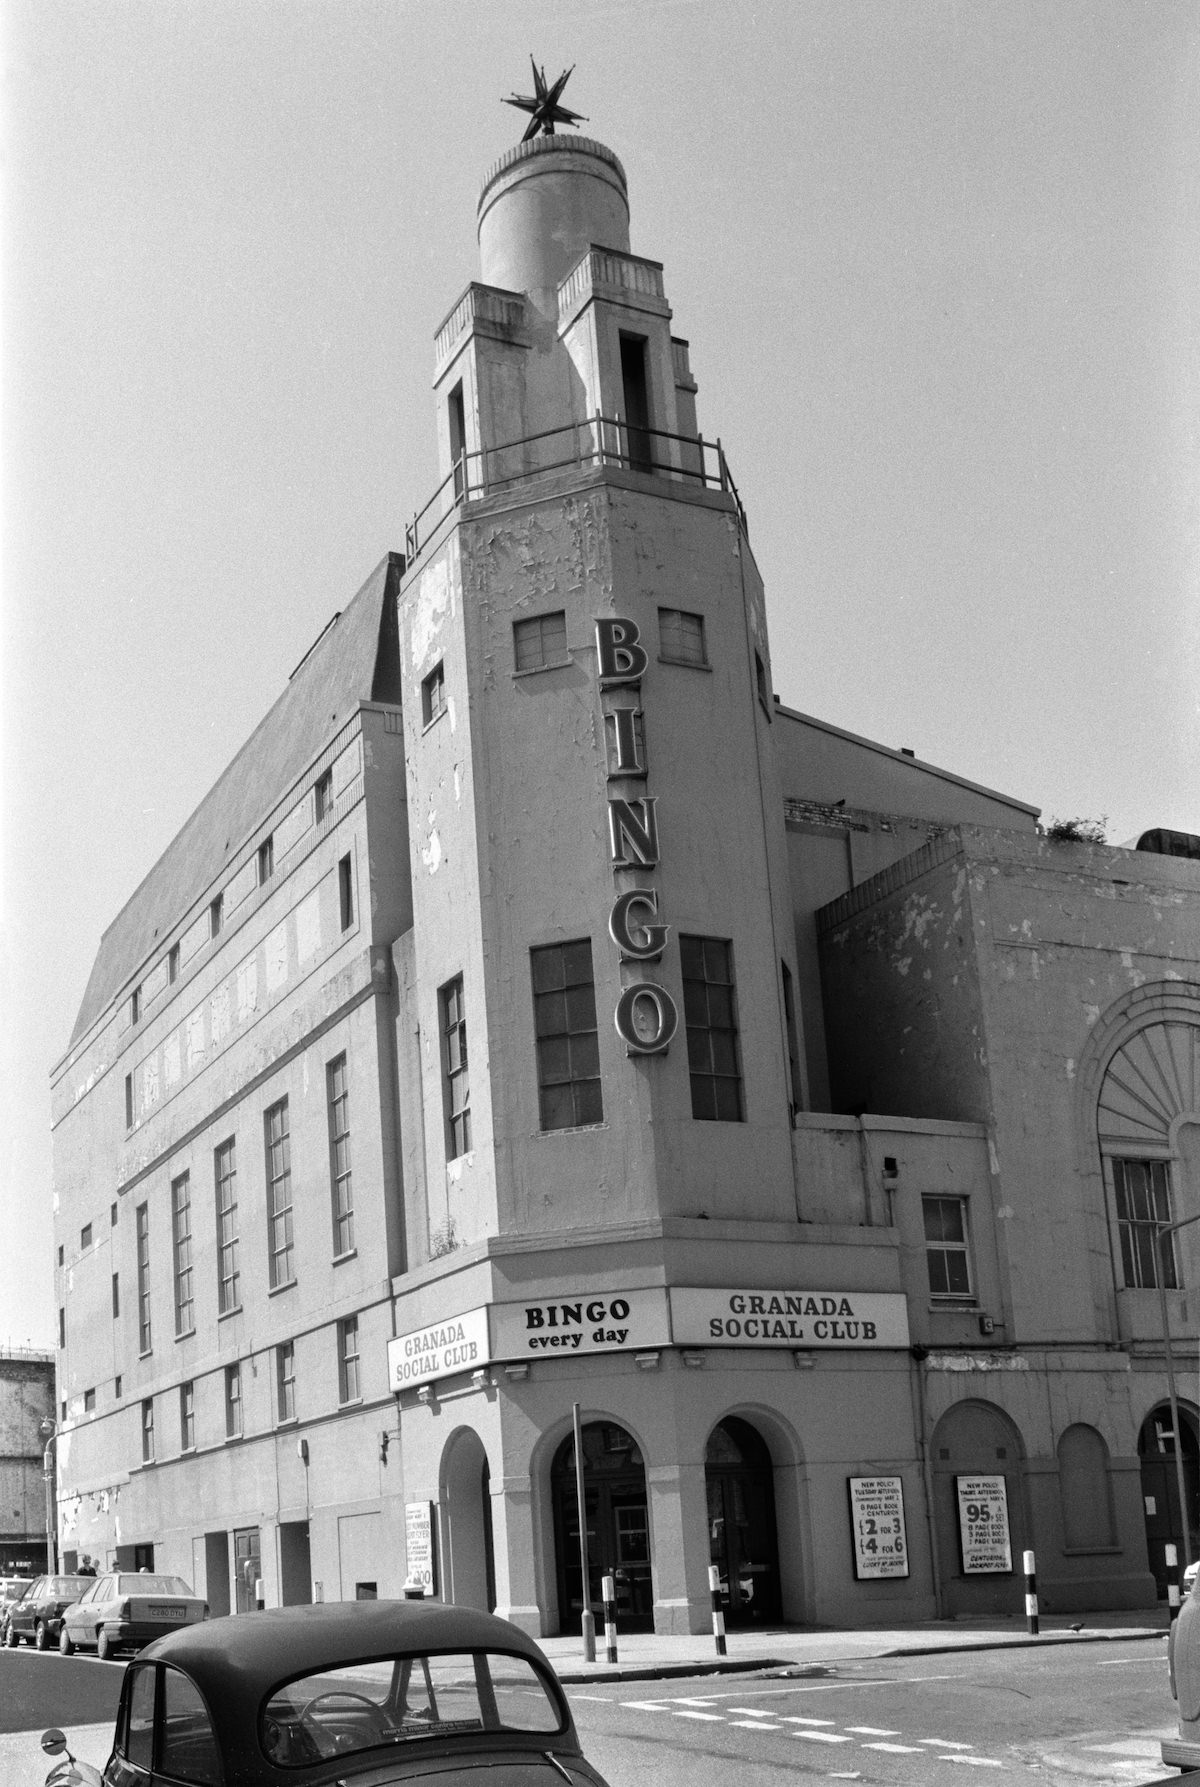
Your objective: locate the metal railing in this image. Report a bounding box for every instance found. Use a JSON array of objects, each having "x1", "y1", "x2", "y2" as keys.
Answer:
[{"x1": 404, "y1": 413, "x2": 747, "y2": 566}]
